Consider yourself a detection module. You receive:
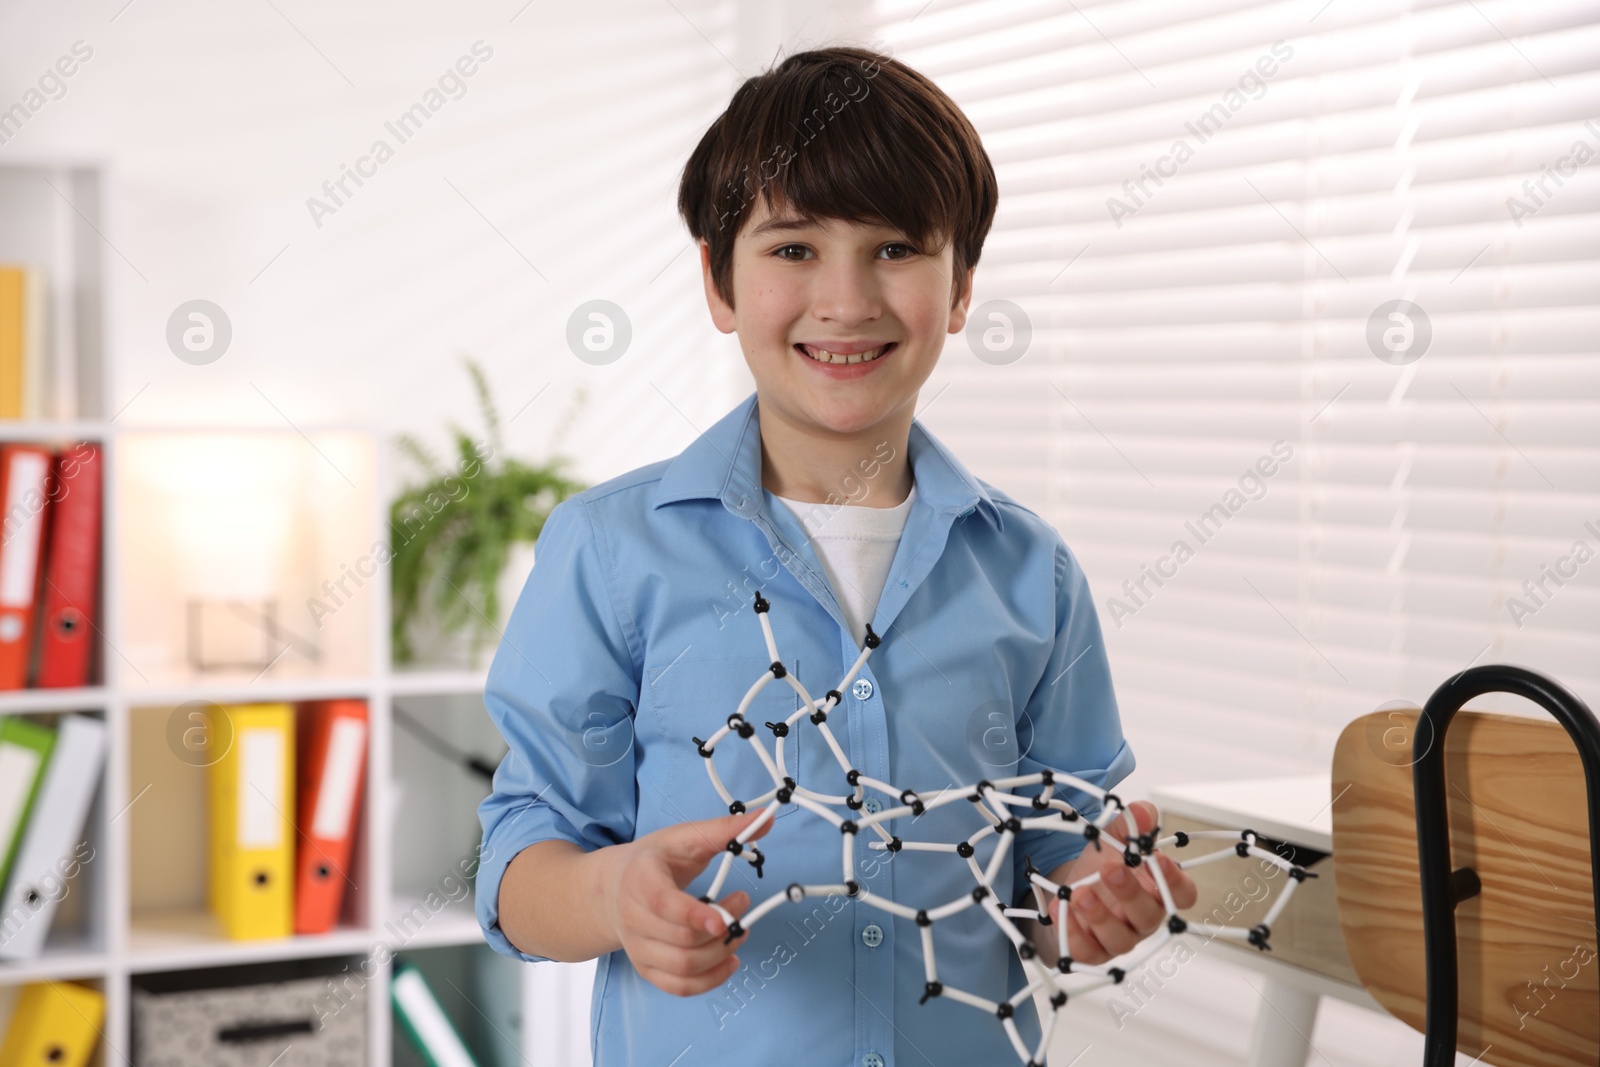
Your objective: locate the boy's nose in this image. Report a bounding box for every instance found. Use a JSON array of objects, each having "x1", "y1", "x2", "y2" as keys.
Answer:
[{"x1": 811, "y1": 268, "x2": 883, "y2": 325}]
